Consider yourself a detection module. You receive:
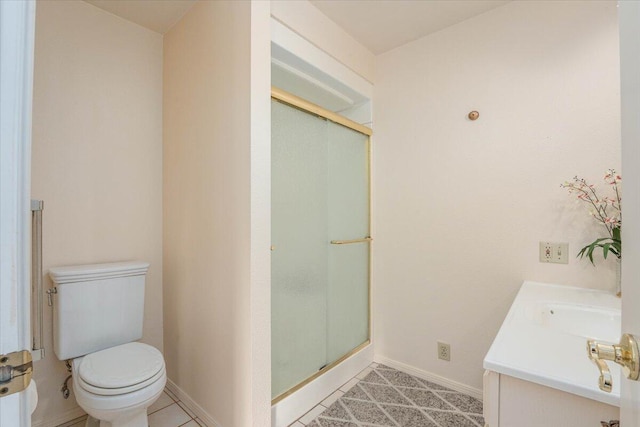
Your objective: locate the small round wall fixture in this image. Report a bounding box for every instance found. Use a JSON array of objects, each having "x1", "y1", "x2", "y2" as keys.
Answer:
[{"x1": 468, "y1": 110, "x2": 479, "y2": 121}]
